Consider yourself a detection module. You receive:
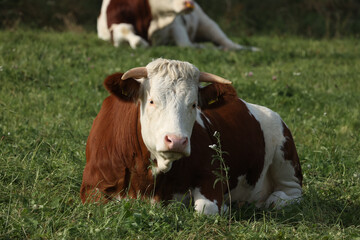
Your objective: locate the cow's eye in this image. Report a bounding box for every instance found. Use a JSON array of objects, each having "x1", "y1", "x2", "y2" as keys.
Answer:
[
  {"x1": 149, "y1": 100, "x2": 154, "y2": 104},
  {"x1": 192, "y1": 103, "x2": 196, "y2": 108}
]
